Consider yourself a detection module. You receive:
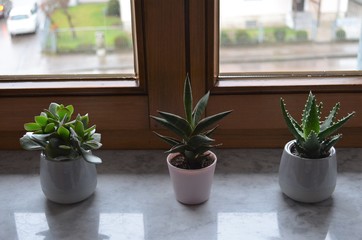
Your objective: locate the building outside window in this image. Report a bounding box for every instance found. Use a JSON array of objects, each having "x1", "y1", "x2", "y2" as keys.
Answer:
[{"x1": 219, "y1": 0, "x2": 362, "y2": 73}]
